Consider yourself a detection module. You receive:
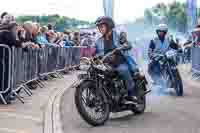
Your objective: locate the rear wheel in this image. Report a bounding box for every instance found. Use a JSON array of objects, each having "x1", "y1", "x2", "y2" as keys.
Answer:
[
  {"x1": 132, "y1": 82, "x2": 146, "y2": 114},
  {"x1": 132, "y1": 96, "x2": 146, "y2": 115},
  {"x1": 74, "y1": 81, "x2": 110, "y2": 126},
  {"x1": 174, "y1": 70, "x2": 183, "y2": 96}
]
